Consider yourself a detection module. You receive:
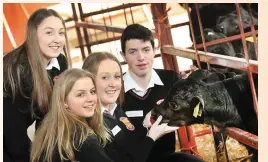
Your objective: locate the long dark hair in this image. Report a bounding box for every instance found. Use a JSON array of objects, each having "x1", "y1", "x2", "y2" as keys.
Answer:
[{"x1": 3, "y1": 8, "x2": 70, "y2": 117}]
